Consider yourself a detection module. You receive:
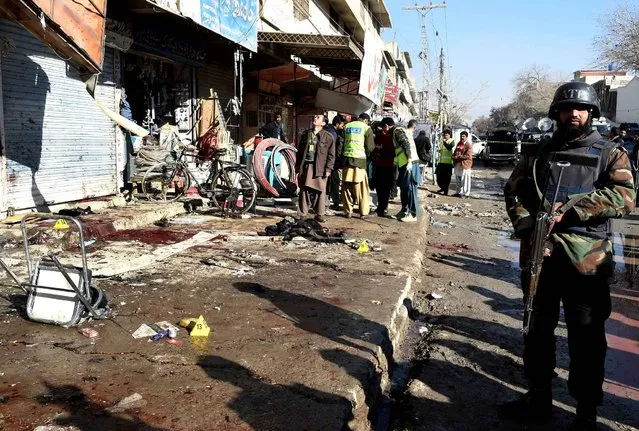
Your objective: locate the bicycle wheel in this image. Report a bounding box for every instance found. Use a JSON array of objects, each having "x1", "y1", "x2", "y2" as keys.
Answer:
[
  {"x1": 142, "y1": 162, "x2": 191, "y2": 203},
  {"x1": 209, "y1": 167, "x2": 257, "y2": 214}
]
